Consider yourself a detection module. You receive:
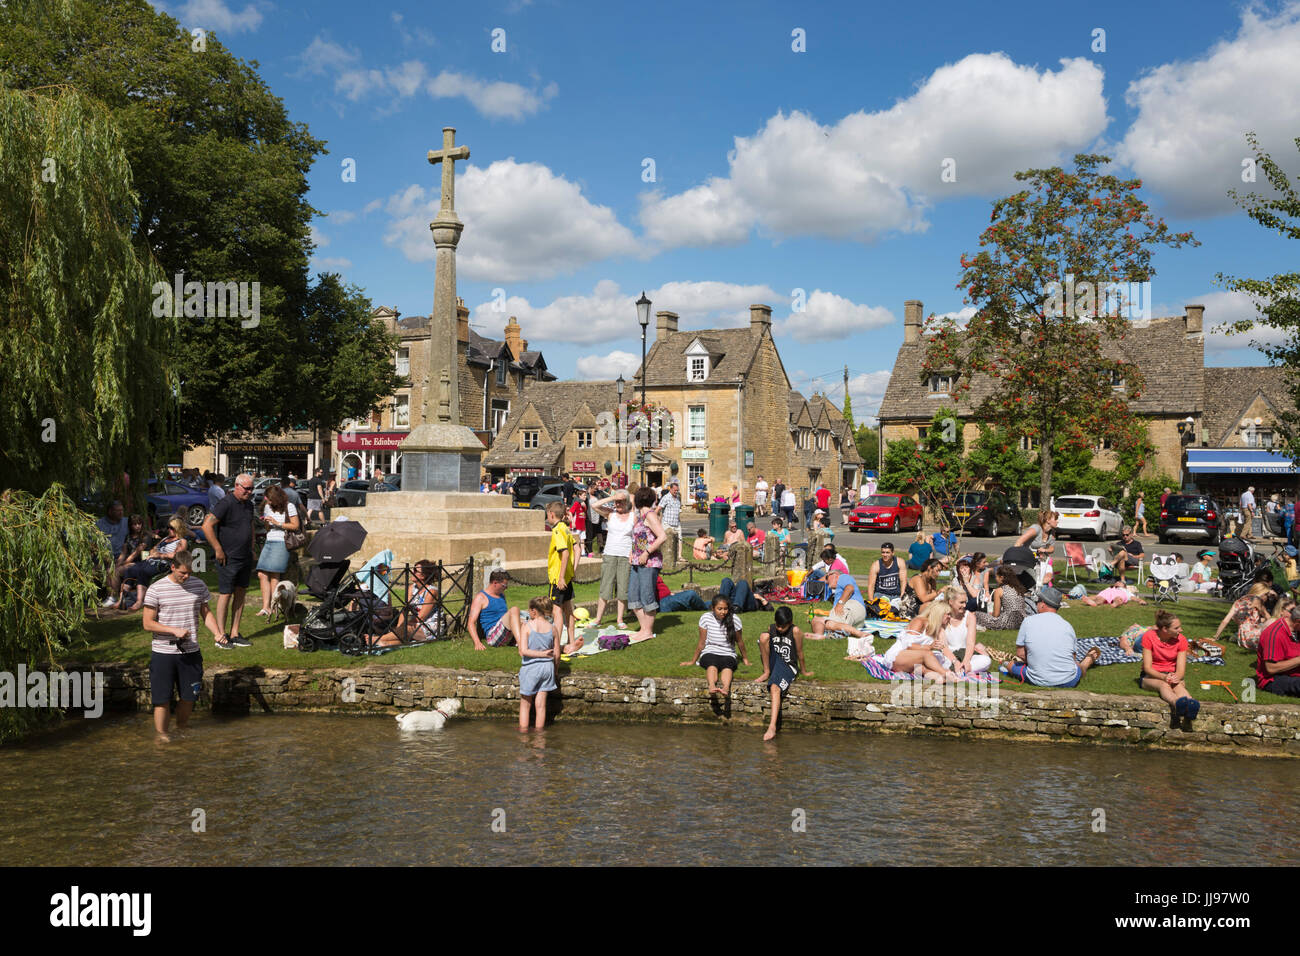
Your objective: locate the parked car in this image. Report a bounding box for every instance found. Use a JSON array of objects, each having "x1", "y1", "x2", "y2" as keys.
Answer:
[
  {"x1": 1158, "y1": 494, "x2": 1225, "y2": 545},
  {"x1": 1052, "y1": 494, "x2": 1122, "y2": 540},
  {"x1": 943, "y1": 491, "x2": 1022, "y2": 537},
  {"x1": 333, "y1": 479, "x2": 399, "y2": 508},
  {"x1": 146, "y1": 479, "x2": 209, "y2": 527},
  {"x1": 528, "y1": 482, "x2": 567, "y2": 512},
  {"x1": 512, "y1": 475, "x2": 563, "y2": 509},
  {"x1": 847, "y1": 494, "x2": 924, "y2": 534}
]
